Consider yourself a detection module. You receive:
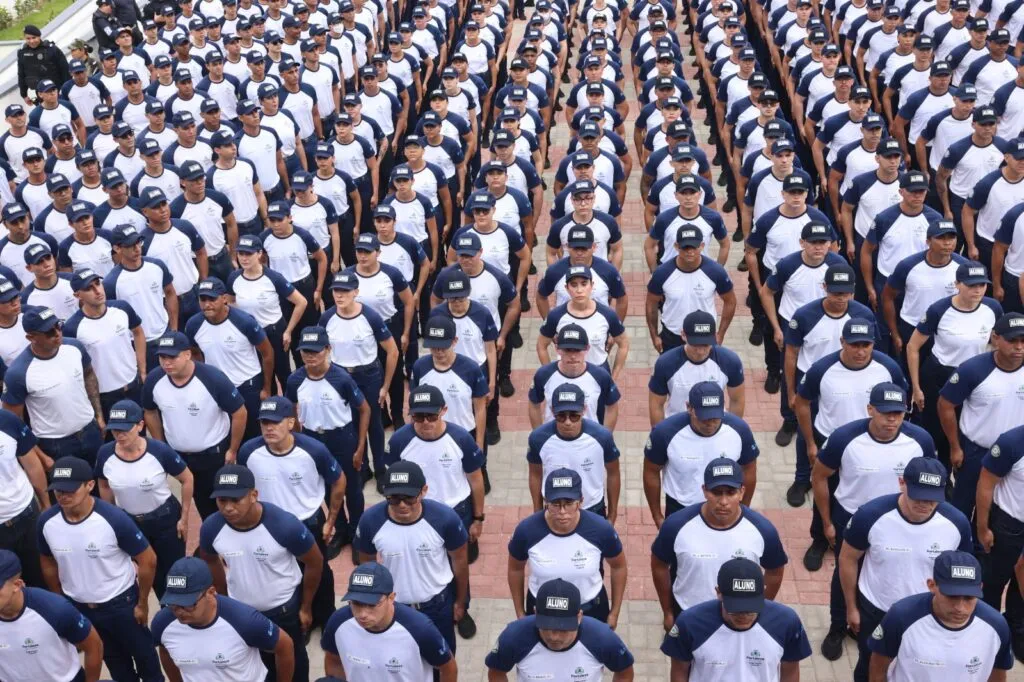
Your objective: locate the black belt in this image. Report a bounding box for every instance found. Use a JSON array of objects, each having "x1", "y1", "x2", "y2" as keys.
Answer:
[
  {"x1": 343, "y1": 360, "x2": 380, "y2": 374},
  {"x1": 2, "y1": 503, "x2": 35, "y2": 528},
  {"x1": 407, "y1": 589, "x2": 447, "y2": 610},
  {"x1": 132, "y1": 495, "x2": 180, "y2": 523}
]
